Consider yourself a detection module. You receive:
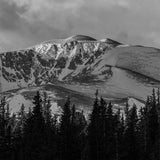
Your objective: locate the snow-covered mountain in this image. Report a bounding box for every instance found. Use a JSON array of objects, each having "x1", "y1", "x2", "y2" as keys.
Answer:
[
  {"x1": 0, "y1": 35, "x2": 160, "y2": 113},
  {"x1": 0, "y1": 35, "x2": 119, "y2": 91}
]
